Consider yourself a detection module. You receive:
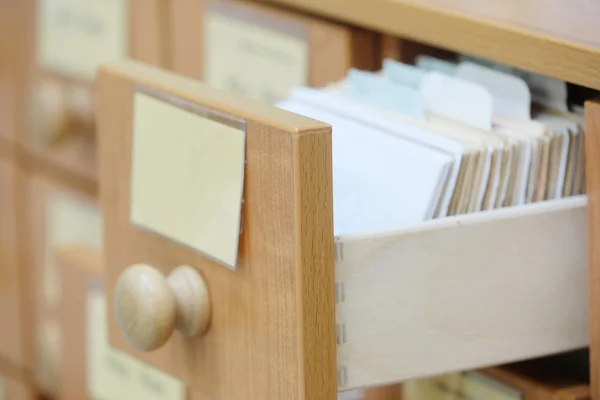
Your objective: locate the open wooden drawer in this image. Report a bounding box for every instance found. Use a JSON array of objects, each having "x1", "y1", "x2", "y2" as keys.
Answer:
[{"x1": 98, "y1": 61, "x2": 588, "y2": 400}]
